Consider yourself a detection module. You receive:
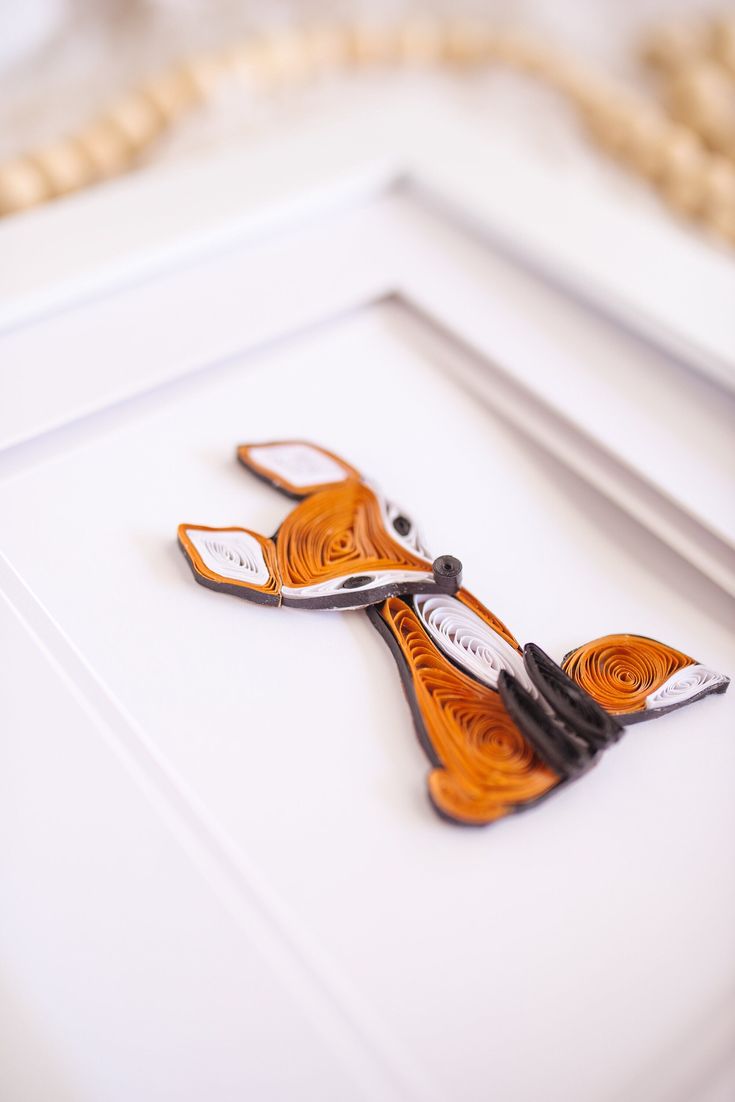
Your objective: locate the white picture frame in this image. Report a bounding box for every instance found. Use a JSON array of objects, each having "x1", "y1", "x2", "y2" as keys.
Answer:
[{"x1": 1, "y1": 91, "x2": 733, "y2": 1102}]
